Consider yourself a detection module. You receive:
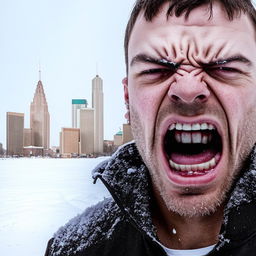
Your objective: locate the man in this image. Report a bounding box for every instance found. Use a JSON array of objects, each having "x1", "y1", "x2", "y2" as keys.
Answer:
[{"x1": 45, "y1": 0, "x2": 256, "y2": 255}]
